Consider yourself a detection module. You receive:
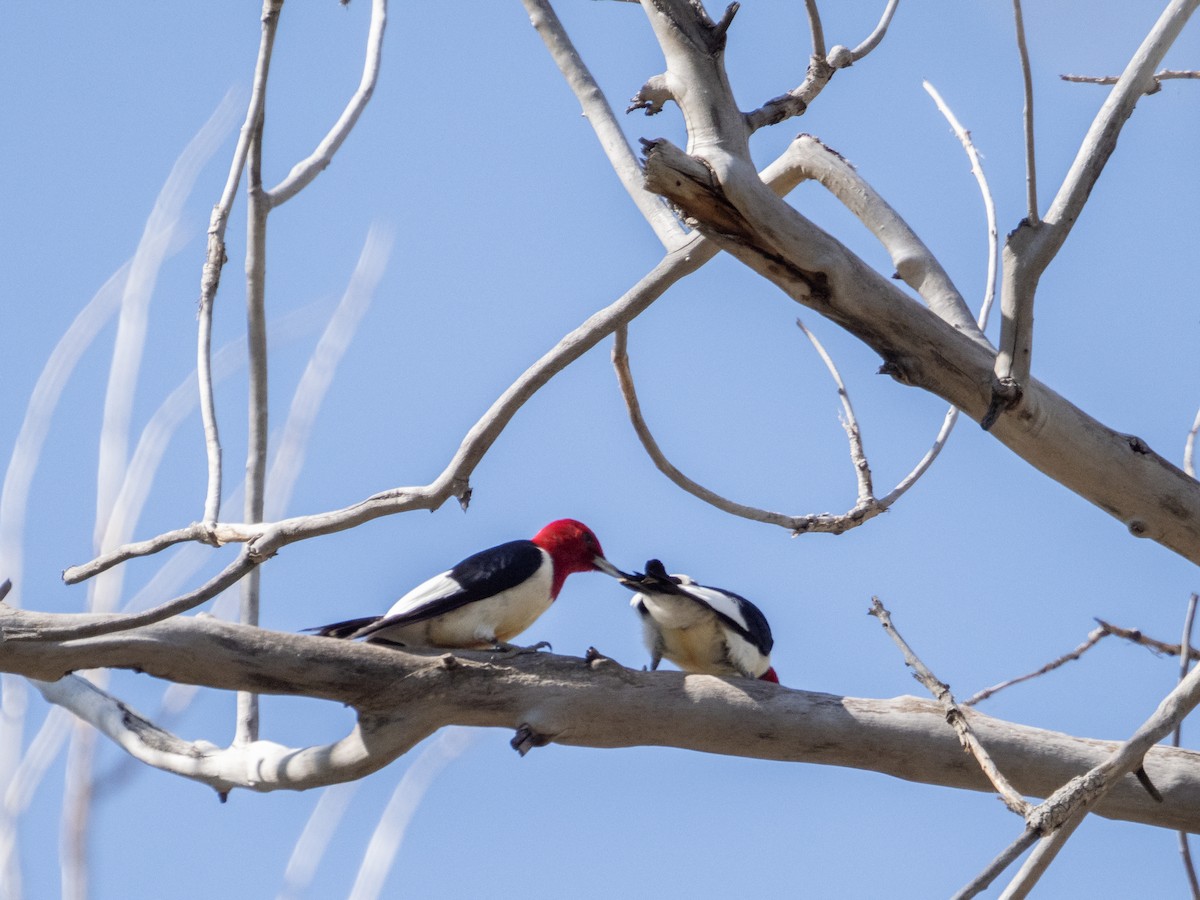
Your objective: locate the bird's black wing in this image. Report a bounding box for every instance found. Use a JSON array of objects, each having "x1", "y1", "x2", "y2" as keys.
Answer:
[{"x1": 357, "y1": 539, "x2": 546, "y2": 634}]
